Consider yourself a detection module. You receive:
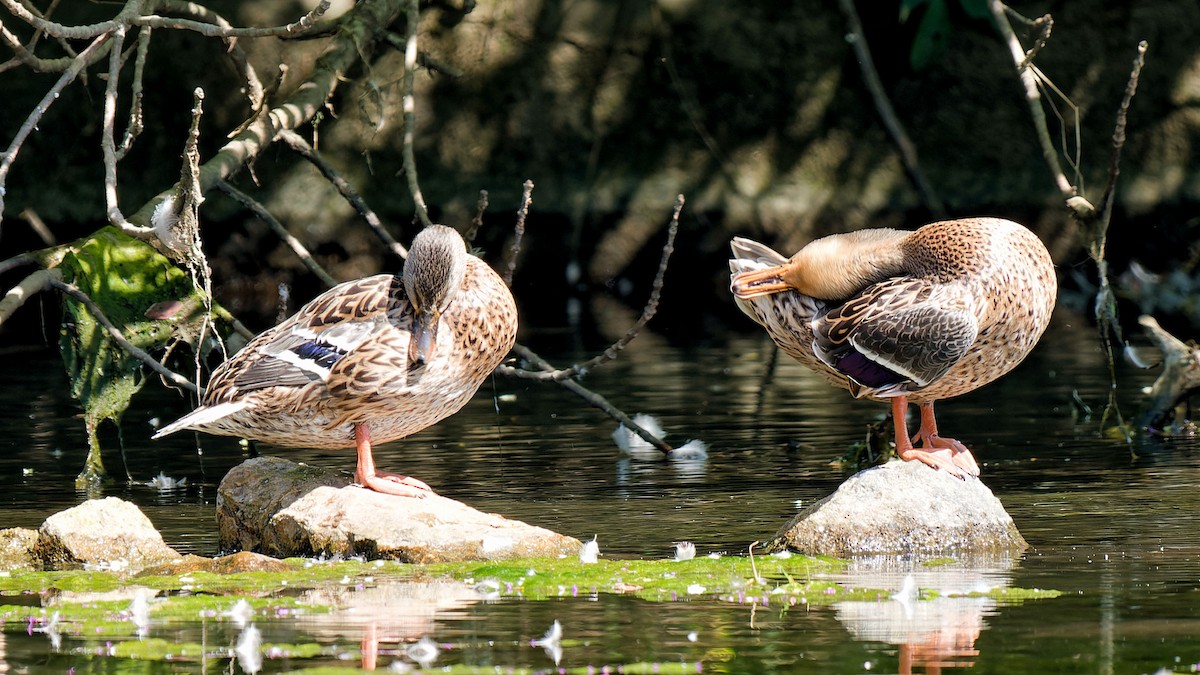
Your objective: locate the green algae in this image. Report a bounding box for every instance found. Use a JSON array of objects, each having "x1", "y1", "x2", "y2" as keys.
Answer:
[
  {"x1": 0, "y1": 555, "x2": 1064, "y2": 668},
  {"x1": 422, "y1": 553, "x2": 848, "y2": 603}
]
